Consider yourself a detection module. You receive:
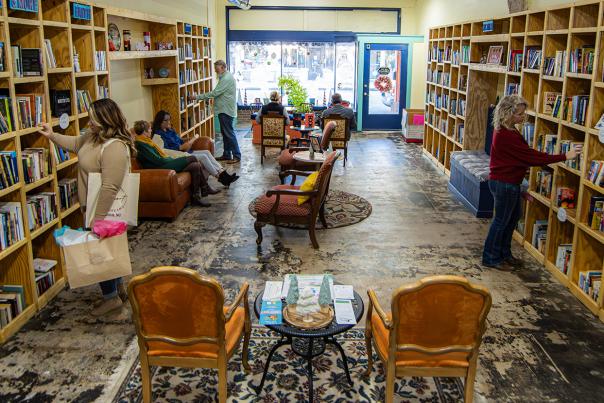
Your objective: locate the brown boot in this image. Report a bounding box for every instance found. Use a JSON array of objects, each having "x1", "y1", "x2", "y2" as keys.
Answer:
[{"x1": 91, "y1": 296, "x2": 123, "y2": 316}]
